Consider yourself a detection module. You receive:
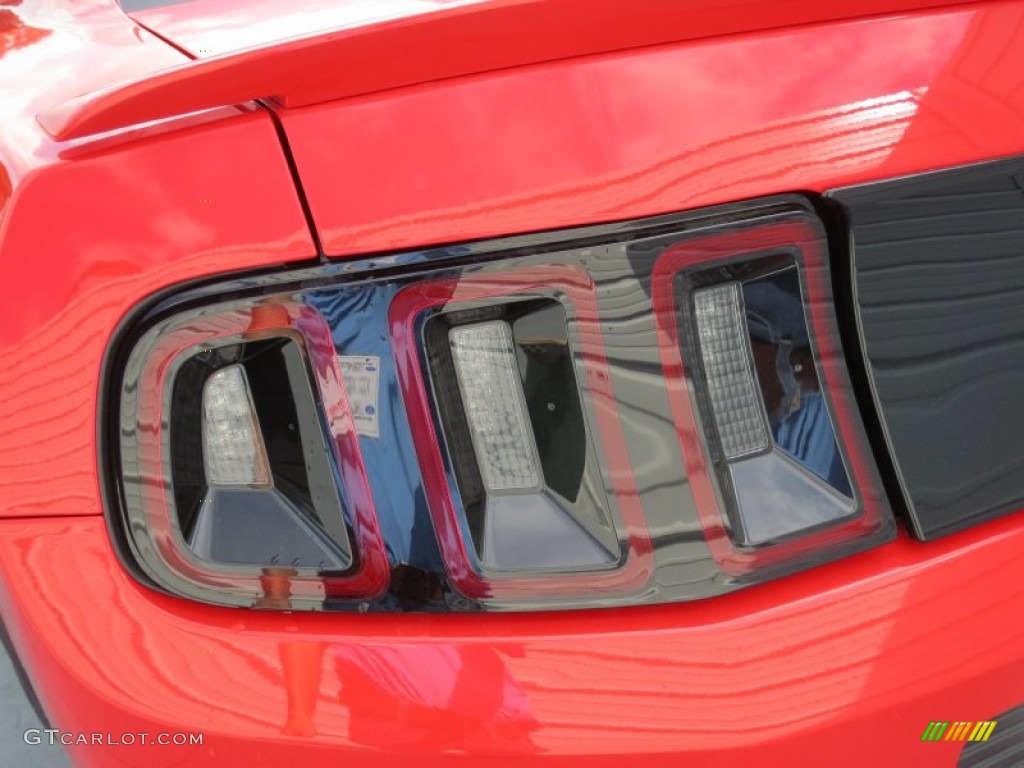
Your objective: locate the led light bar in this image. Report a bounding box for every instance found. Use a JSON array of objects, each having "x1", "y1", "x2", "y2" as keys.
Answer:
[
  {"x1": 449, "y1": 321, "x2": 541, "y2": 492},
  {"x1": 693, "y1": 283, "x2": 771, "y2": 460},
  {"x1": 201, "y1": 364, "x2": 271, "y2": 488}
]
